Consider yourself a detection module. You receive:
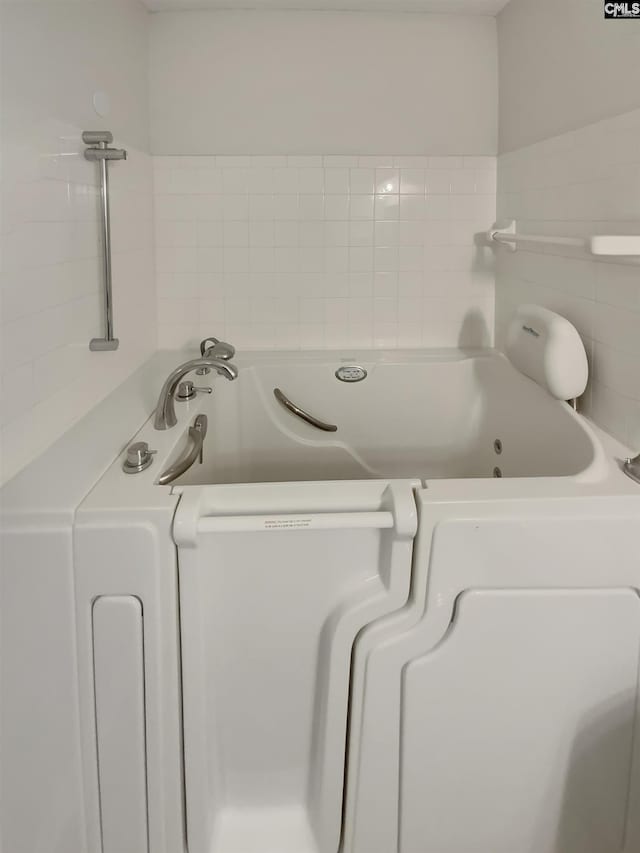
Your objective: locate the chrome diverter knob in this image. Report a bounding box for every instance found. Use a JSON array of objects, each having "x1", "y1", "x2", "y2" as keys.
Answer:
[{"x1": 122, "y1": 441, "x2": 156, "y2": 474}]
